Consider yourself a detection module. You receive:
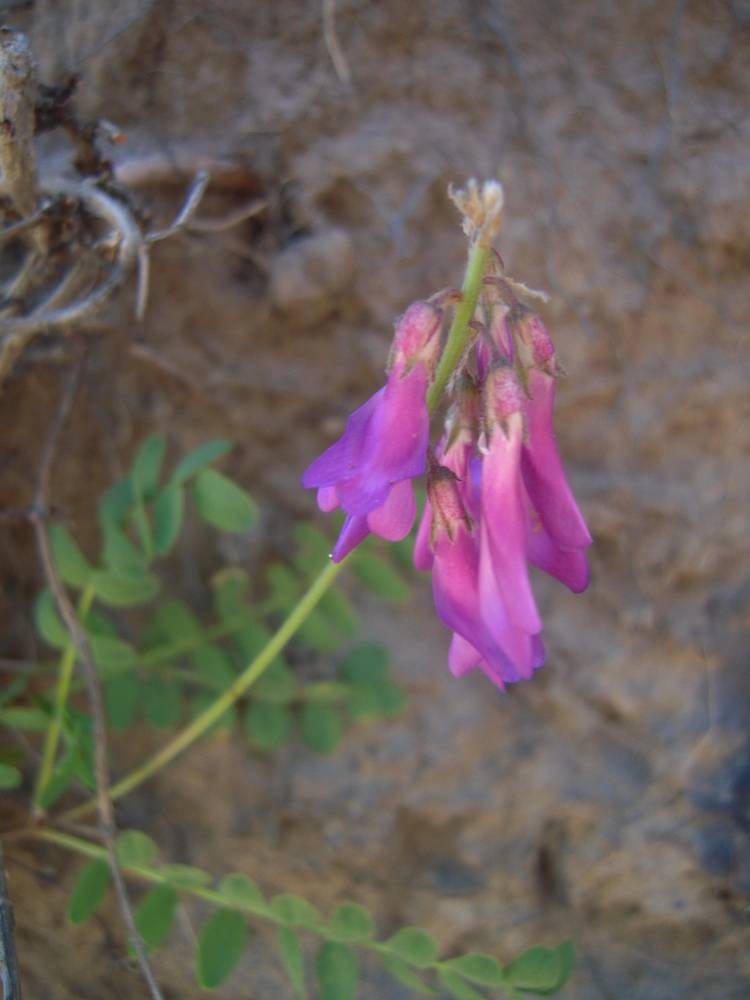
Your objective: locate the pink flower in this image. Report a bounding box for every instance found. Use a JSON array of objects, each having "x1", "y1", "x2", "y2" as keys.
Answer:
[{"x1": 302, "y1": 302, "x2": 442, "y2": 561}]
